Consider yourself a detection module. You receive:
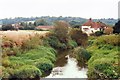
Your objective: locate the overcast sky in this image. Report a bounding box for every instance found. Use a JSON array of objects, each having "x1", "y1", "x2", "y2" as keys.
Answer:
[{"x1": 0, "y1": 0, "x2": 119, "y2": 19}]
